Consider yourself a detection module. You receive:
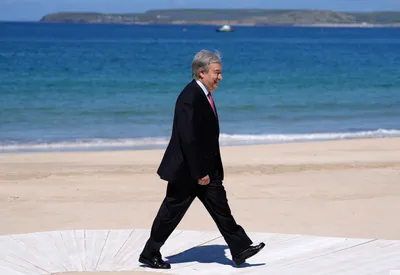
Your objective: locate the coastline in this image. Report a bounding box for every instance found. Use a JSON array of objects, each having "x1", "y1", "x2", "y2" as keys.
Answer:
[
  {"x1": 2, "y1": 128, "x2": 400, "y2": 154},
  {"x1": 36, "y1": 9, "x2": 400, "y2": 28},
  {"x1": 27, "y1": 20, "x2": 400, "y2": 28}
]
